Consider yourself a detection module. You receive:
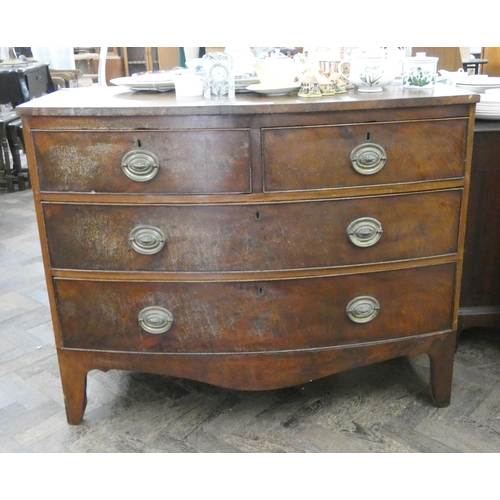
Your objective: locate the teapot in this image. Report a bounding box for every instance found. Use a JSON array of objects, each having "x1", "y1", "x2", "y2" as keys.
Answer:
[
  {"x1": 253, "y1": 57, "x2": 298, "y2": 87},
  {"x1": 341, "y1": 47, "x2": 404, "y2": 92}
]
